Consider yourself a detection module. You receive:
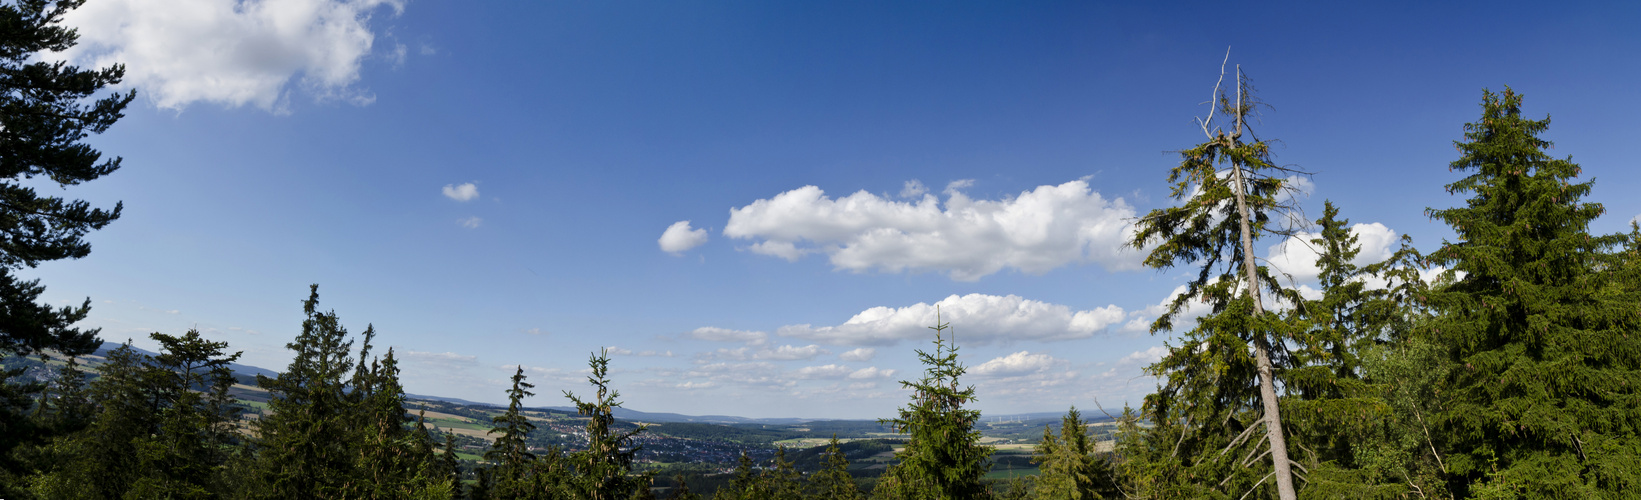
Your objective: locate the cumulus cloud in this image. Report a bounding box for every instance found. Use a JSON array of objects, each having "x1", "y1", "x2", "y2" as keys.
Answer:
[
  {"x1": 604, "y1": 346, "x2": 675, "y2": 357},
  {"x1": 443, "y1": 183, "x2": 480, "y2": 201},
  {"x1": 972, "y1": 351, "x2": 1061, "y2": 377},
  {"x1": 1119, "y1": 346, "x2": 1168, "y2": 366},
  {"x1": 899, "y1": 180, "x2": 928, "y2": 199},
  {"x1": 698, "y1": 344, "x2": 830, "y2": 362},
  {"x1": 1265, "y1": 222, "x2": 1398, "y2": 284},
  {"x1": 848, "y1": 367, "x2": 896, "y2": 379},
  {"x1": 658, "y1": 220, "x2": 709, "y2": 255},
  {"x1": 763, "y1": 293, "x2": 1126, "y2": 346},
  {"x1": 1121, "y1": 283, "x2": 1215, "y2": 334},
  {"x1": 723, "y1": 179, "x2": 1142, "y2": 281},
  {"x1": 794, "y1": 364, "x2": 852, "y2": 379},
  {"x1": 839, "y1": 347, "x2": 876, "y2": 362},
  {"x1": 685, "y1": 327, "x2": 768, "y2": 345},
  {"x1": 458, "y1": 216, "x2": 482, "y2": 229},
  {"x1": 61, "y1": 0, "x2": 405, "y2": 111}
]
